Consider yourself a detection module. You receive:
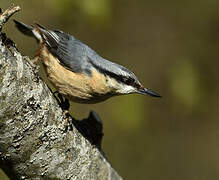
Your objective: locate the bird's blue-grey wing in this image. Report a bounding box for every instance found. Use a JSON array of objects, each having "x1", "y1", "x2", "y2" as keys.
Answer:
[
  {"x1": 37, "y1": 26, "x2": 139, "y2": 82},
  {"x1": 37, "y1": 27, "x2": 92, "y2": 74}
]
